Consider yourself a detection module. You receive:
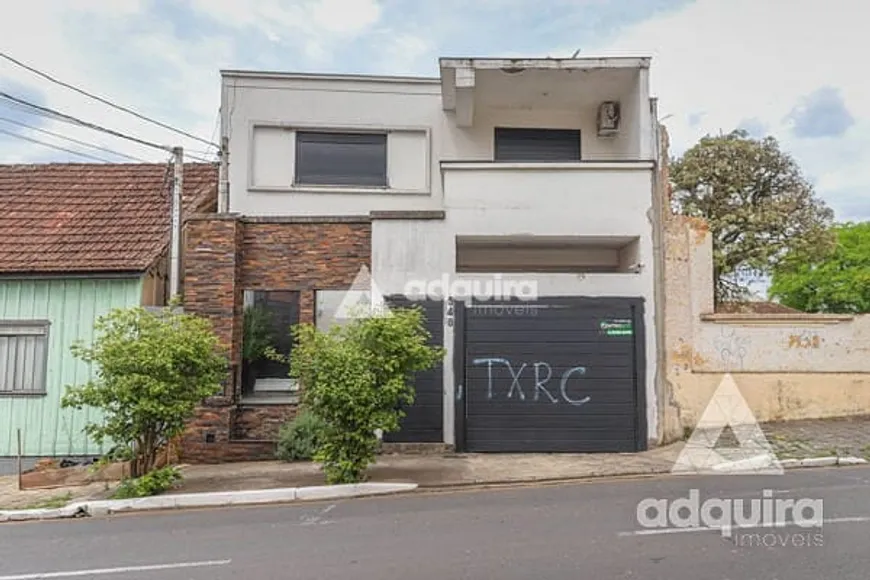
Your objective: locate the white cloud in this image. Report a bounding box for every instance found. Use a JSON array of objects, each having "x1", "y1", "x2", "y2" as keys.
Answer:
[
  {"x1": 190, "y1": 0, "x2": 382, "y2": 60},
  {"x1": 596, "y1": 0, "x2": 870, "y2": 219},
  {"x1": 374, "y1": 32, "x2": 435, "y2": 75},
  {"x1": 0, "y1": 1, "x2": 224, "y2": 164}
]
